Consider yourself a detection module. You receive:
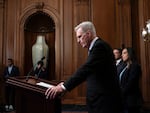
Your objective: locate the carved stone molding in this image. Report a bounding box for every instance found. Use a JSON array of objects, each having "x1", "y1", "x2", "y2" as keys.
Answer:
[
  {"x1": 35, "y1": 2, "x2": 44, "y2": 11},
  {"x1": 17, "y1": 1, "x2": 61, "y2": 79}
]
